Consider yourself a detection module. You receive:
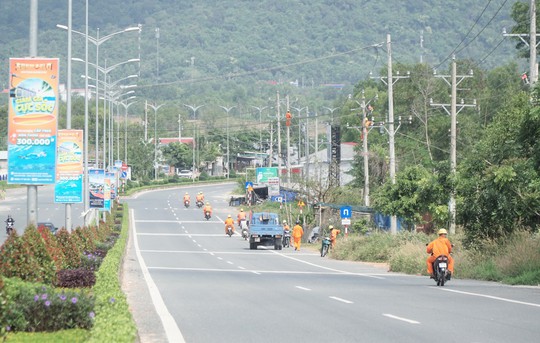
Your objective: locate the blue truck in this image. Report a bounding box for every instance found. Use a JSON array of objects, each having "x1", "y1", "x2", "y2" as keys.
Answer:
[{"x1": 248, "y1": 212, "x2": 284, "y2": 250}]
